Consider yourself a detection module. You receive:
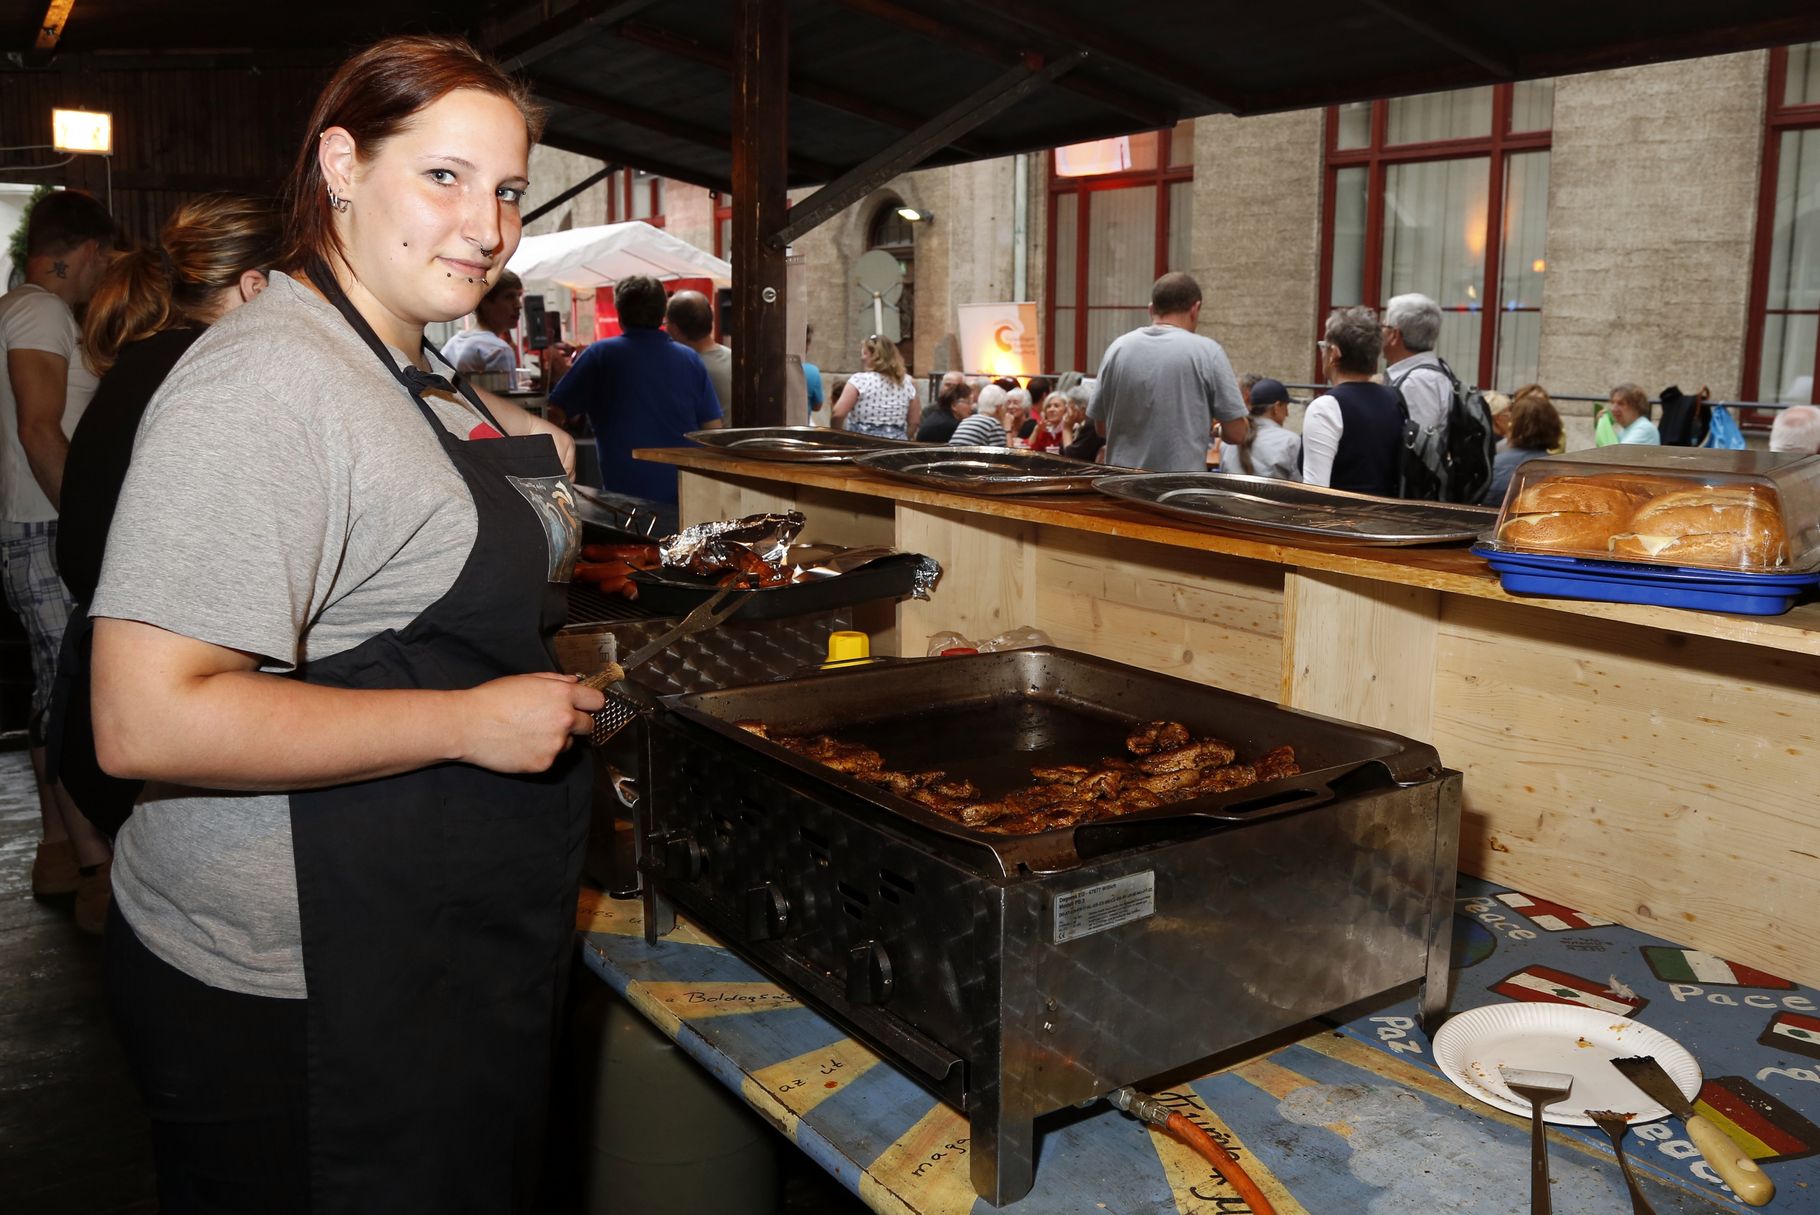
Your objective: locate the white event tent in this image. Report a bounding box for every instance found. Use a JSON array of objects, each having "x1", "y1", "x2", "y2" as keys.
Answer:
[{"x1": 507, "y1": 220, "x2": 732, "y2": 291}]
